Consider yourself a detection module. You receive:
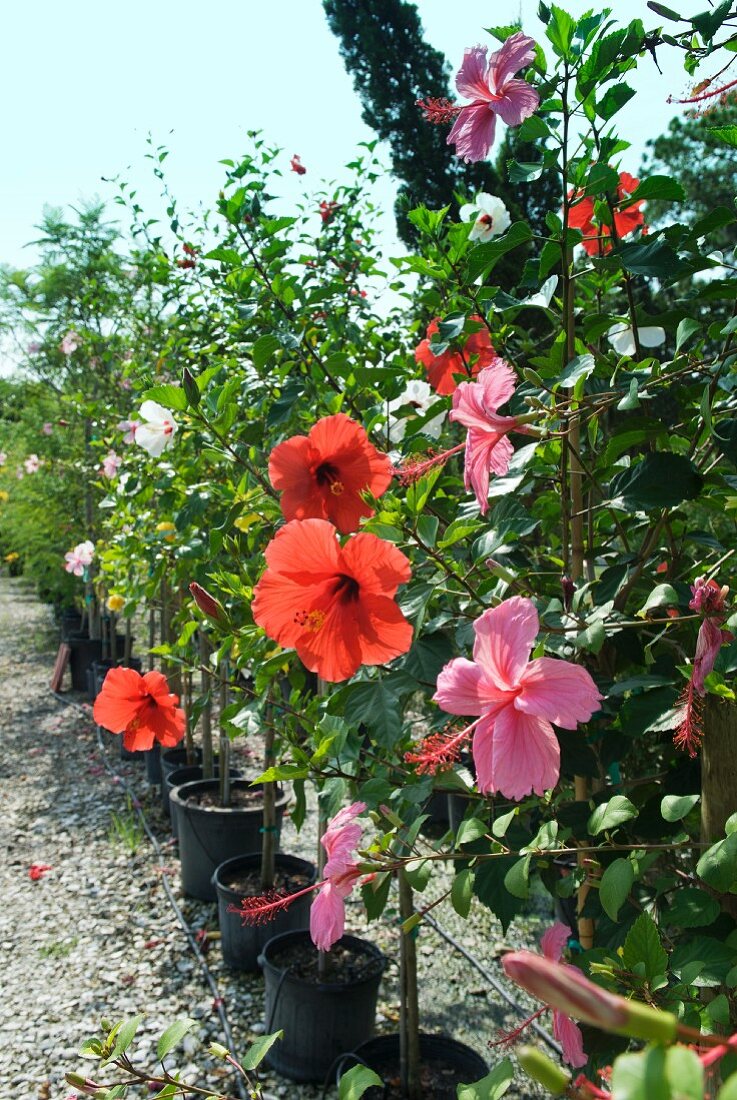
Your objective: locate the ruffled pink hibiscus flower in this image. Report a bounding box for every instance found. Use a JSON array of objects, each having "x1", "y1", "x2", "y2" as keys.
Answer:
[
  {"x1": 448, "y1": 33, "x2": 539, "y2": 163},
  {"x1": 433, "y1": 597, "x2": 602, "y2": 800},
  {"x1": 310, "y1": 801, "x2": 366, "y2": 951},
  {"x1": 449, "y1": 359, "x2": 525, "y2": 514},
  {"x1": 675, "y1": 575, "x2": 733, "y2": 756},
  {"x1": 540, "y1": 924, "x2": 586, "y2": 1068}
]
